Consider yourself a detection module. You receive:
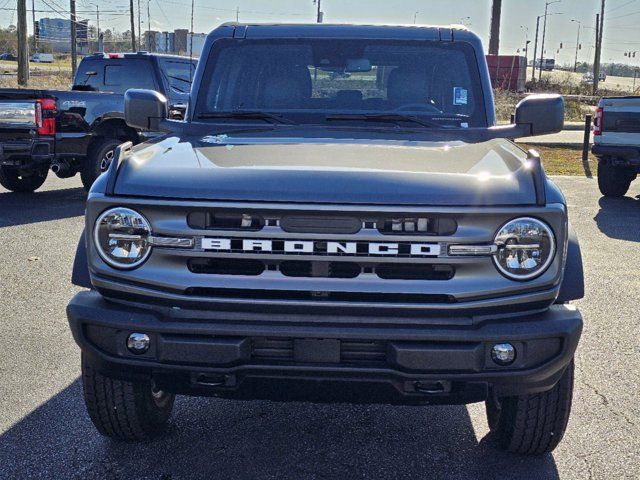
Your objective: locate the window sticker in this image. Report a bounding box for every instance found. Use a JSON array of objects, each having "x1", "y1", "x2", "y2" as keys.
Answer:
[{"x1": 453, "y1": 87, "x2": 468, "y2": 105}]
